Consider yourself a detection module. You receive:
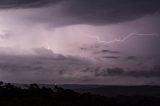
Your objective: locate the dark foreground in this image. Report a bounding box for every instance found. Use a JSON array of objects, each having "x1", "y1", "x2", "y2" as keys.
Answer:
[{"x1": 0, "y1": 82, "x2": 160, "y2": 106}]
